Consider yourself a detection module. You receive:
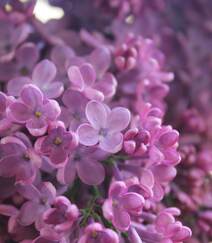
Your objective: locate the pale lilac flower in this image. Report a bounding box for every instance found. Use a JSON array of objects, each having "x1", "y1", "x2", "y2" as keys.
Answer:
[
  {"x1": 39, "y1": 126, "x2": 78, "y2": 165},
  {"x1": 68, "y1": 62, "x2": 104, "y2": 101},
  {"x1": 7, "y1": 59, "x2": 64, "y2": 99},
  {"x1": 103, "y1": 181, "x2": 145, "y2": 231},
  {"x1": 77, "y1": 100, "x2": 131, "y2": 153},
  {"x1": 42, "y1": 196, "x2": 79, "y2": 240},
  {"x1": 149, "y1": 125, "x2": 180, "y2": 166},
  {"x1": 57, "y1": 146, "x2": 105, "y2": 185},
  {"x1": 68, "y1": 61, "x2": 117, "y2": 101},
  {"x1": 14, "y1": 42, "x2": 39, "y2": 76},
  {"x1": 9, "y1": 84, "x2": 61, "y2": 136},
  {"x1": 59, "y1": 89, "x2": 88, "y2": 131},
  {"x1": 0, "y1": 136, "x2": 41, "y2": 183},
  {"x1": 0, "y1": 20, "x2": 30, "y2": 63},
  {"x1": 78, "y1": 222, "x2": 119, "y2": 243},
  {"x1": 17, "y1": 182, "x2": 56, "y2": 226},
  {"x1": 154, "y1": 211, "x2": 192, "y2": 242},
  {"x1": 0, "y1": 91, "x2": 13, "y2": 133}
]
